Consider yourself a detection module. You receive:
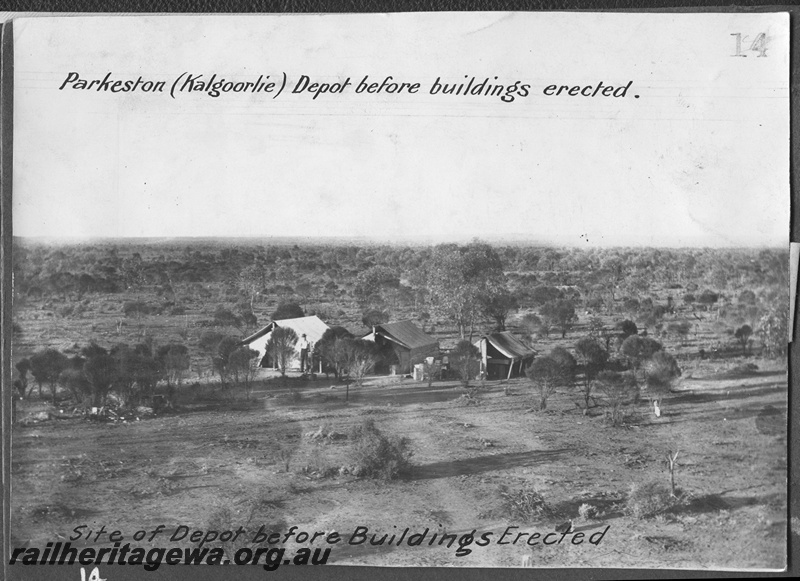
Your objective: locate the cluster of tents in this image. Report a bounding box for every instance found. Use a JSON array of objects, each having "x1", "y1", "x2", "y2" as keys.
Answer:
[{"x1": 239, "y1": 315, "x2": 537, "y2": 380}]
